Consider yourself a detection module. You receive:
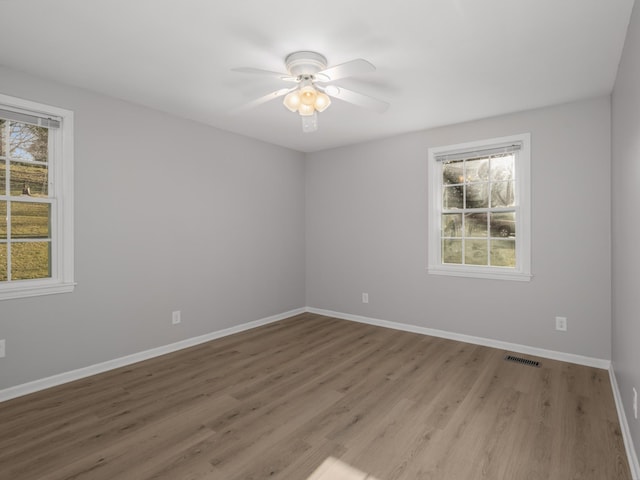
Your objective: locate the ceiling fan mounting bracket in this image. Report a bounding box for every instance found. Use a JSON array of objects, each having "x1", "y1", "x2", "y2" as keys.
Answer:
[{"x1": 285, "y1": 51, "x2": 328, "y2": 77}]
